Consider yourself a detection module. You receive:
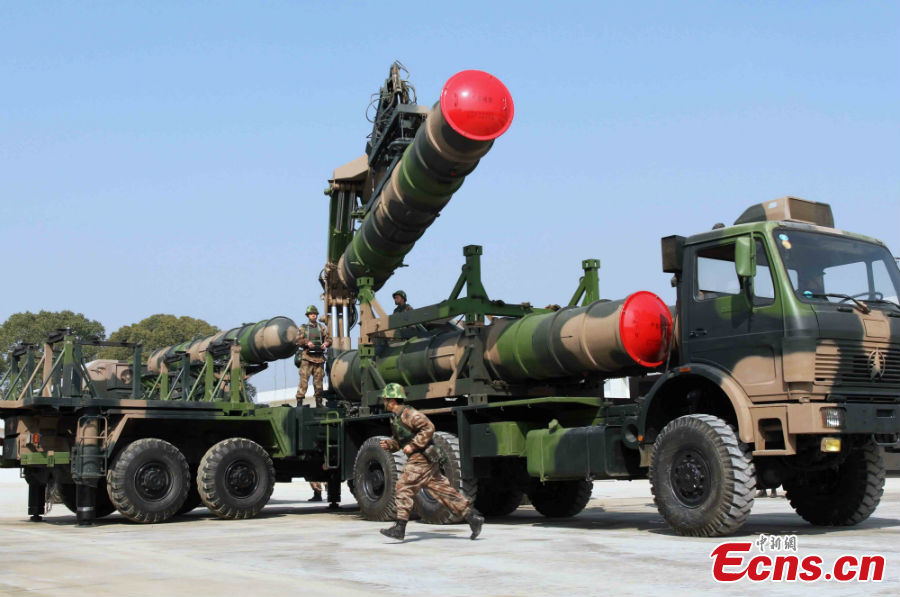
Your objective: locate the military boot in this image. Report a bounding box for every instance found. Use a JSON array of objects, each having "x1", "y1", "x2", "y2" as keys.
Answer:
[
  {"x1": 308, "y1": 490, "x2": 323, "y2": 502},
  {"x1": 380, "y1": 520, "x2": 407, "y2": 541},
  {"x1": 465, "y1": 508, "x2": 484, "y2": 540}
]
